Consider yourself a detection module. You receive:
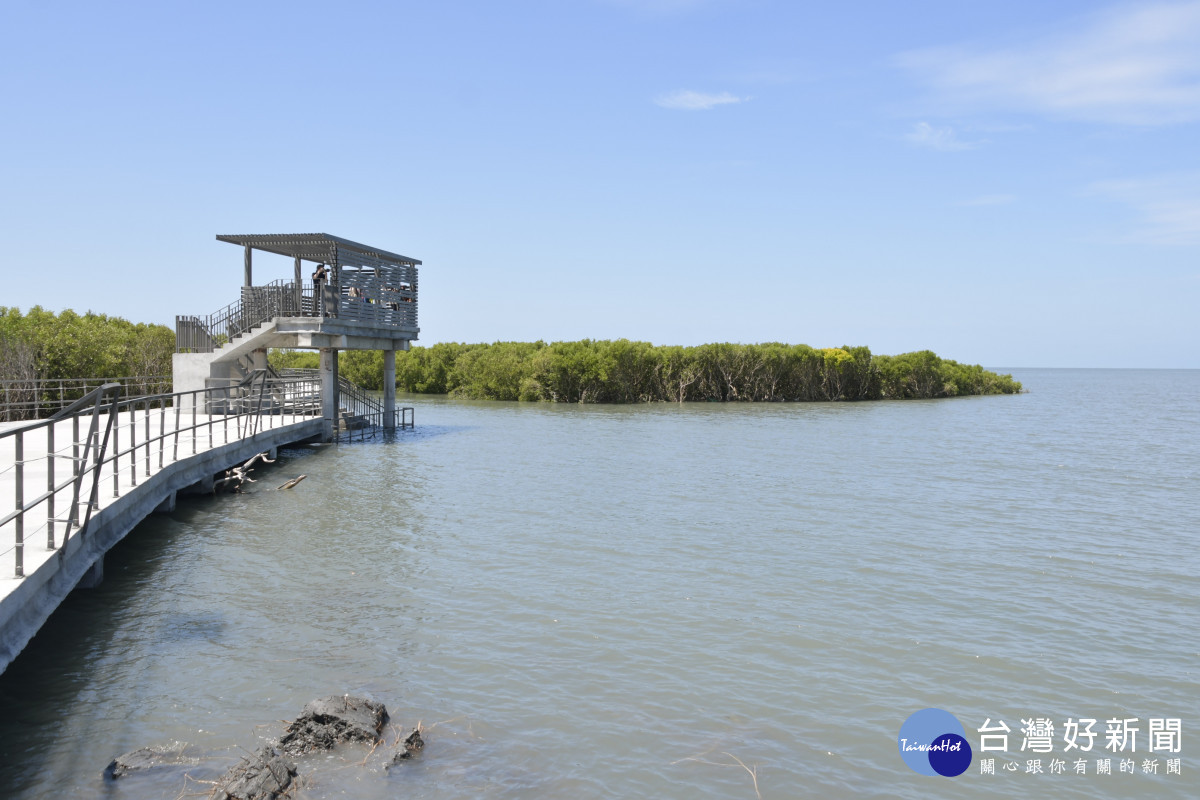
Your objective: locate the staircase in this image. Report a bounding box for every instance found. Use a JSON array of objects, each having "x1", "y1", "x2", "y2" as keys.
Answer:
[
  {"x1": 280, "y1": 369, "x2": 402, "y2": 440},
  {"x1": 338, "y1": 407, "x2": 369, "y2": 431},
  {"x1": 214, "y1": 320, "x2": 279, "y2": 365},
  {"x1": 175, "y1": 281, "x2": 295, "y2": 356}
]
